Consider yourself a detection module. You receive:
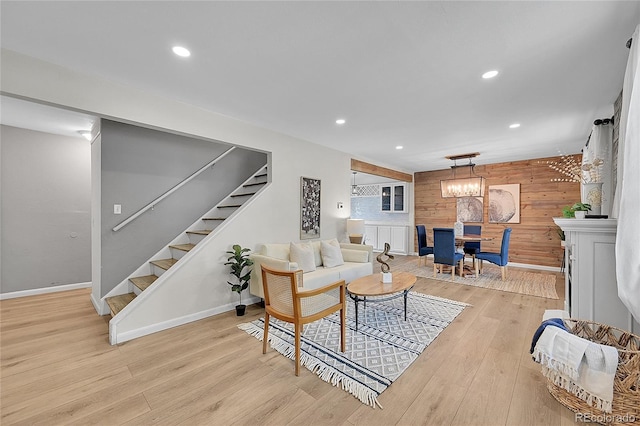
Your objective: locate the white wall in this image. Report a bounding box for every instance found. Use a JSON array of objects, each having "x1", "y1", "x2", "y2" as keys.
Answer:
[{"x1": 1, "y1": 49, "x2": 361, "y2": 316}]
